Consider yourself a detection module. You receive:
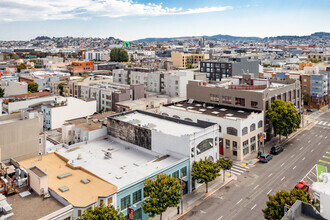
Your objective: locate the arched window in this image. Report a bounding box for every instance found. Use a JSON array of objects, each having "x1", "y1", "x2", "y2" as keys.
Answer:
[
  {"x1": 173, "y1": 115, "x2": 180, "y2": 119},
  {"x1": 242, "y1": 127, "x2": 248, "y2": 136},
  {"x1": 258, "y1": 120, "x2": 263, "y2": 128},
  {"x1": 227, "y1": 127, "x2": 238, "y2": 136},
  {"x1": 196, "y1": 138, "x2": 213, "y2": 155},
  {"x1": 250, "y1": 123, "x2": 256, "y2": 132},
  {"x1": 184, "y1": 118, "x2": 193, "y2": 122},
  {"x1": 162, "y1": 113, "x2": 169, "y2": 116},
  {"x1": 219, "y1": 125, "x2": 222, "y2": 133}
]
